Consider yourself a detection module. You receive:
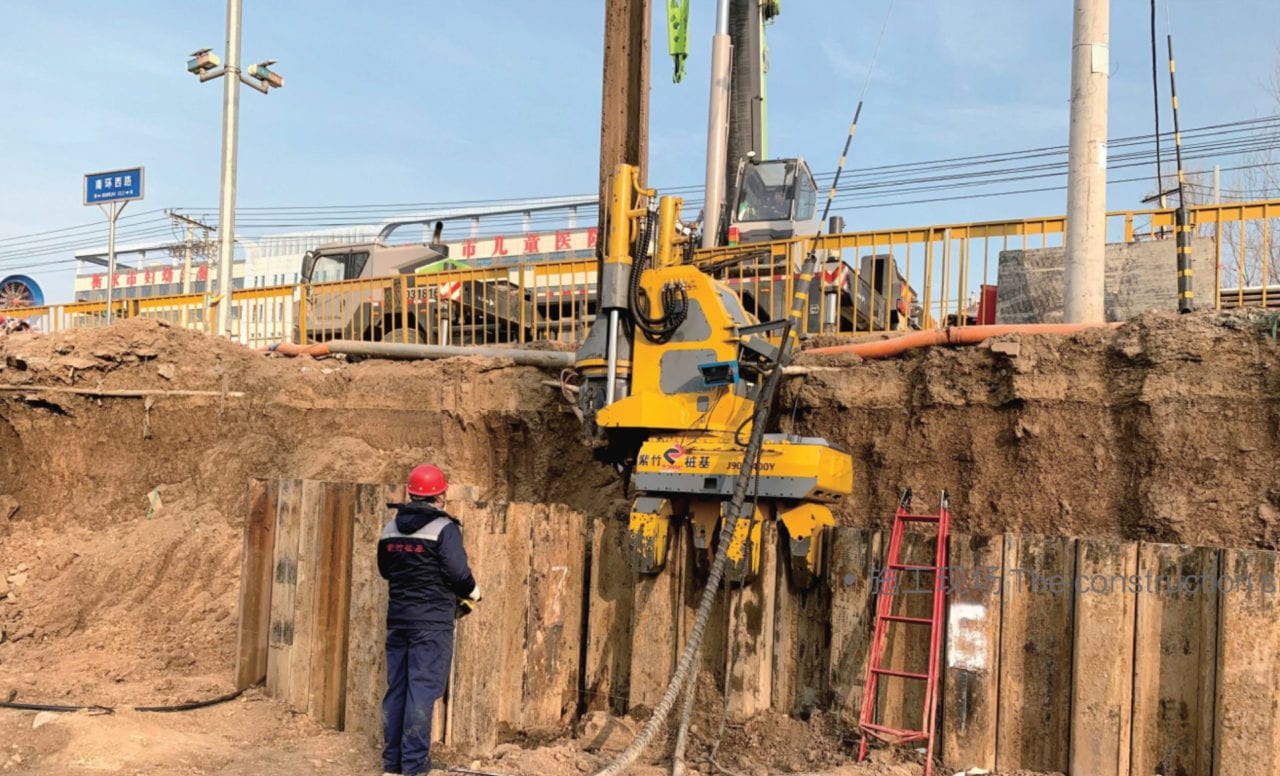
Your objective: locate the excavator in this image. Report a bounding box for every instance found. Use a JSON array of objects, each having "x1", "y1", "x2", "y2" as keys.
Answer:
[{"x1": 572, "y1": 164, "x2": 853, "y2": 588}]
